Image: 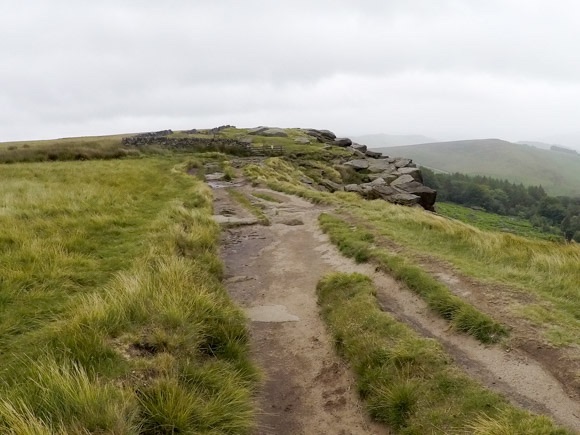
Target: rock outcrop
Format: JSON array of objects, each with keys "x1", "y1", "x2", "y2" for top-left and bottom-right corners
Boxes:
[
  {"x1": 124, "y1": 126, "x2": 436, "y2": 211},
  {"x1": 300, "y1": 131, "x2": 437, "y2": 211},
  {"x1": 248, "y1": 127, "x2": 288, "y2": 137},
  {"x1": 337, "y1": 151, "x2": 436, "y2": 210}
]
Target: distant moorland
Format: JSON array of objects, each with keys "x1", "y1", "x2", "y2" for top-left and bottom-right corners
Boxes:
[{"x1": 371, "y1": 138, "x2": 580, "y2": 197}]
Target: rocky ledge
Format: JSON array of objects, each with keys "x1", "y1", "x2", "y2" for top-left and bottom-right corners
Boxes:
[{"x1": 302, "y1": 129, "x2": 437, "y2": 211}]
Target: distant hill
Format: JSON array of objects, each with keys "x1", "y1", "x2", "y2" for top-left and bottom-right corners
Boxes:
[
  {"x1": 550, "y1": 145, "x2": 579, "y2": 156},
  {"x1": 539, "y1": 133, "x2": 580, "y2": 152},
  {"x1": 517, "y1": 140, "x2": 553, "y2": 150},
  {"x1": 374, "y1": 139, "x2": 580, "y2": 197},
  {"x1": 351, "y1": 133, "x2": 436, "y2": 148}
]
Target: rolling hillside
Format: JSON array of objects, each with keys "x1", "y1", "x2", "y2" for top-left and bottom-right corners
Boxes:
[
  {"x1": 350, "y1": 133, "x2": 436, "y2": 147},
  {"x1": 372, "y1": 139, "x2": 580, "y2": 197}
]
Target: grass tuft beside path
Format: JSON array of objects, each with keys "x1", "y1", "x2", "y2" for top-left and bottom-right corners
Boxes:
[
  {"x1": 318, "y1": 213, "x2": 507, "y2": 344},
  {"x1": 317, "y1": 272, "x2": 569, "y2": 434}
]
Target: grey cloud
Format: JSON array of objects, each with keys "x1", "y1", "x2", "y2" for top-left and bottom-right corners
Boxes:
[{"x1": 2, "y1": 0, "x2": 580, "y2": 148}]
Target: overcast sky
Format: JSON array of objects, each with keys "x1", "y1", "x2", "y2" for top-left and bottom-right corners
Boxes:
[{"x1": 3, "y1": 0, "x2": 580, "y2": 148}]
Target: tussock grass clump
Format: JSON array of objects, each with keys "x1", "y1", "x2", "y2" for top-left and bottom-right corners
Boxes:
[
  {"x1": 244, "y1": 158, "x2": 334, "y2": 204},
  {"x1": 222, "y1": 160, "x2": 236, "y2": 181},
  {"x1": 317, "y1": 273, "x2": 569, "y2": 433},
  {"x1": 227, "y1": 189, "x2": 270, "y2": 225},
  {"x1": 319, "y1": 214, "x2": 507, "y2": 343},
  {"x1": 0, "y1": 158, "x2": 258, "y2": 433}
]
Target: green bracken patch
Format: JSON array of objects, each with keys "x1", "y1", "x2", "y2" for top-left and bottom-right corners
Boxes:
[{"x1": 317, "y1": 272, "x2": 569, "y2": 434}]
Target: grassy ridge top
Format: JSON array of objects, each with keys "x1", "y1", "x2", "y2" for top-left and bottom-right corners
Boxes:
[{"x1": 373, "y1": 139, "x2": 580, "y2": 197}]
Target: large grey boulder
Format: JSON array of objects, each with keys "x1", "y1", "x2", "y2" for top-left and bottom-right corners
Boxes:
[
  {"x1": 390, "y1": 174, "x2": 416, "y2": 186},
  {"x1": 261, "y1": 128, "x2": 288, "y2": 137},
  {"x1": 320, "y1": 179, "x2": 343, "y2": 192},
  {"x1": 394, "y1": 158, "x2": 413, "y2": 168},
  {"x1": 365, "y1": 150, "x2": 382, "y2": 158},
  {"x1": 351, "y1": 143, "x2": 368, "y2": 153},
  {"x1": 344, "y1": 184, "x2": 363, "y2": 193},
  {"x1": 368, "y1": 173, "x2": 398, "y2": 184},
  {"x1": 332, "y1": 138, "x2": 353, "y2": 147},
  {"x1": 318, "y1": 129, "x2": 336, "y2": 139},
  {"x1": 359, "y1": 184, "x2": 380, "y2": 199},
  {"x1": 367, "y1": 160, "x2": 397, "y2": 174},
  {"x1": 390, "y1": 193, "x2": 421, "y2": 206},
  {"x1": 247, "y1": 126, "x2": 269, "y2": 135},
  {"x1": 302, "y1": 129, "x2": 337, "y2": 143},
  {"x1": 294, "y1": 136, "x2": 311, "y2": 144},
  {"x1": 248, "y1": 127, "x2": 288, "y2": 137},
  {"x1": 394, "y1": 181, "x2": 437, "y2": 211},
  {"x1": 372, "y1": 185, "x2": 398, "y2": 199},
  {"x1": 369, "y1": 177, "x2": 387, "y2": 186},
  {"x1": 395, "y1": 167, "x2": 423, "y2": 182},
  {"x1": 344, "y1": 159, "x2": 369, "y2": 170}
]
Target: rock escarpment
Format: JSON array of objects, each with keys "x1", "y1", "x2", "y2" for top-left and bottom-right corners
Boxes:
[
  {"x1": 122, "y1": 126, "x2": 436, "y2": 211},
  {"x1": 341, "y1": 153, "x2": 436, "y2": 211},
  {"x1": 302, "y1": 129, "x2": 437, "y2": 211}
]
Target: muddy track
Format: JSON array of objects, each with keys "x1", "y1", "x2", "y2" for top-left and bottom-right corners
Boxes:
[{"x1": 214, "y1": 184, "x2": 580, "y2": 433}]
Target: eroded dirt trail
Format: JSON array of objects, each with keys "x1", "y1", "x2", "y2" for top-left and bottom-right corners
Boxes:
[
  {"x1": 215, "y1": 185, "x2": 580, "y2": 433},
  {"x1": 218, "y1": 187, "x2": 388, "y2": 435}
]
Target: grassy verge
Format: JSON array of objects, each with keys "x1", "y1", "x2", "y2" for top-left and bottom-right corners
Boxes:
[
  {"x1": 317, "y1": 273, "x2": 569, "y2": 434},
  {"x1": 244, "y1": 158, "x2": 336, "y2": 204},
  {"x1": 0, "y1": 158, "x2": 257, "y2": 433},
  {"x1": 252, "y1": 192, "x2": 283, "y2": 203},
  {"x1": 318, "y1": 214, "x2": 507, "y2": 344},
  {"x1": 227, "y1": 189, "x2": 270, "y2": 225},
  {"x1": 345, "y1": 199, "x2": 580, "y2": 347}
]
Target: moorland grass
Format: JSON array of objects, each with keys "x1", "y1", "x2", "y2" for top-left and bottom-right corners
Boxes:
[
  {"x1": 0, "y1": 135, "x2": 138, "y2": 163},
  {"x1": 244, "y1": 158, "x2": 334, "y2": 204},
  {"x1": 0, "y1": 157, "x2": 257, "y2": 433},
  {"x1": 318, "y1": 214, "x2": 507, "y2": 344},
  {"x1": 317, "y1": 272, "x2": 569, "y2": 434},
  {"x1": 346, "y1": 199, "x2": 580, "y2": 346}
]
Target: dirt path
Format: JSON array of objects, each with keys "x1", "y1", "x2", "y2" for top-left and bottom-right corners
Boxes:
[
  {"x1": 217, "y1": 186, "x2": 388, "y2": 435},
  {"x1": 215, "y1": 184, "x2": 580, "y2": 433}
]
